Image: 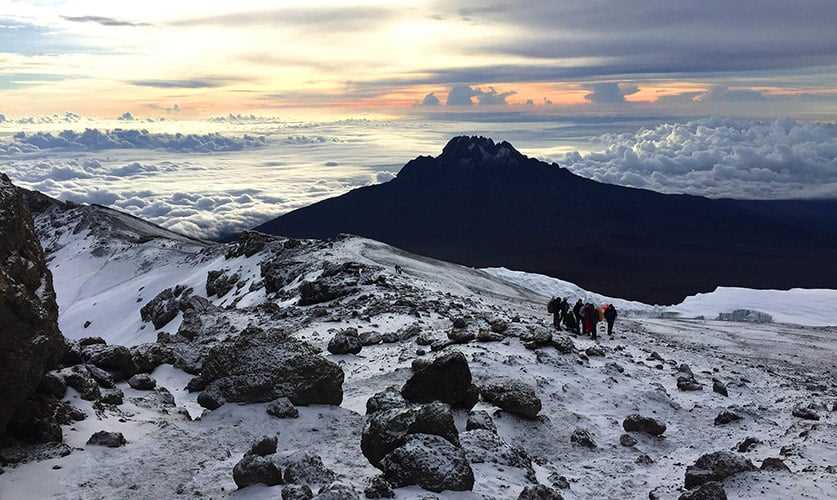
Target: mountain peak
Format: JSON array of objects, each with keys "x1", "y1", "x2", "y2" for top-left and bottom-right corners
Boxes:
[{"x1": 439, "y1": 135, "x2": 522, "y2": 163}]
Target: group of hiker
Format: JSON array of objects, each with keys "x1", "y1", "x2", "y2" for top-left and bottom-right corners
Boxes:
[{"x1": 547, "y1": 296, "x2": 617, "y2": 340}]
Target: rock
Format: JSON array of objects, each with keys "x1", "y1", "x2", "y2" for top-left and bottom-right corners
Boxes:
[
  {"x1": 139, "y1": 288, "x2": 180, "y2": 329},
  {"x1": 379, "y1": 433, "x2": 474, "y2": 492},
  {"x1": 206, "y1": 270, "x2": 240, "y2": 298},
  {"x1": 361, "y1": 402, "x2": 460, "y2": 468},
  {"x1": 521, "y1": 327, "x2": 552, "y2": 349},
  {"x1": 684, "y1": 451, "x2": 756, "y2": 489},
  {"x1": 714, "y1": 410, "x2": 742, "y2": 426},
  {"x1": 489, "y1": 318, "x2": 508, "y2": 334},
  {"x1": 283, "y1": 484, "x2": 314, "y2": 500},
  {"x1": 359, "y1": 331, "x2": 383, "y2": 346},
  {"x1": 226, "y1": 231, "x2": 268, "y2": 258},
  {"x1": 451, "y1": 317, "x2": 468, "y2": 329},
  {"x1": 364, "y1": 476, "x2": 394, "y2": 498},
  {"x1": 736, "y1": 437, "x2": 761, "y2": 452},
  {"x1": 712, "y1": 379, "x2": 728, "y2": 397},
  {"x1": 518, "y1": 485, "x2": 564, "y2": 500},
  {"x1": 677, "y1": 375, "x2": 703, "y2": 392},
  {"x1": 127, "y1": 373, "x2": 157, "y2": 390},
  {"x1": 460, "y1": 429, "x2": 533, "y2": 477},
  {"x1": 197, "y1": 327, "x2": 344, "y2": 409},
  {"x1": 570, "y1": 429, "x2": 597, "y2": 449},
  {"x1": 620, "y1": 433, "x2": 638, "y2": 447},
  {"x1": 636, "y1": 454, "x2": 655, "y2": 465},
  {"x1": 298, "y1": 279, "x2": 356, "y2": 306},
  {"x1": 130, "y1": 343, "x2": 176, "y2": 373},
  {"x1": 366, "y1": 386, "x2": 407, "y2": 415},
  {"x1": 99, "y1": 388, "x2": 124, "y2": 405},
  {"x1": 465, "y1": 410, "x2": 497, "y2": 433},
  {"x1": 328, "y1": 328, "x2": 363, "y2": 355},
  {"x1": 38, "y1": 372, "x2": 67, "y2": 399},
  {"x1": 401, "y1": 351, "x2": 479, "y2": 409},
  {"x1": 678, "y1": 482, "x2": 727, "y2": 500},
  {"x1": 791, "y1": 404, "x2": 820, "y2": 421},
  {"x1": 623, "y1": 414, "x2": 667, "y2": 436},
  {"x1": 267, "y1": 398, "x2": 299, "y2": 419},
  {"x1": 447, "y1": 328, "x2": 475, "y2": 344},
  {"x1": 0, "y1": 174, "x2": 66, "y2": 436},
  {"x1": 81, "y1": 344, "x2": 136, "y2": 380},
  {"x1": 57, "y1": 365, "x2": 100, "y2": 401},
  {"x1": 760, "y1": 457, "x2": 791, "y2": 472},
  {"x1": 280, "y1": 451, "x2": 336, "y2": 485},
  {"x1": 87, "y1": 431, "x2": 126, "y2": 447},
  {"x1": 314, "y1": 482, "x2": 360, "y2": 499},
  {"x1": 247, "y1": 435, "x2": 279, "y2": 457},
  {"x1": 585, "y1": 345, "x2": 605, "y2": 357},
  {"x1": 479, "y1": 378, "x2": 541, "y2": 419},
  {"x1": 476, "y1": 329, "x2": 504, "y2": 342},
  {"x1": 551, "y1": 335, "x2": 575, "y2": 354},
  {"x1": 86, "y1": 364, "x2": 115, "y2": 388},
  {"x1": 233, "y1": 455, "x2": 283, "y2": 489},
  {"x1": 78, "y1": 336, "x2": 106, "y2": 347}
]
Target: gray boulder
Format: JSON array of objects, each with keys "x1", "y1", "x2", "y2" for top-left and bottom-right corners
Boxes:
[
  {"x1": 139, "y1": 288, "x2": 180, "y2": 329},
  {"x1": 570, "y1": 428, "x2": 597, "y2": 449},
  {"x1": 361, "y1": 401, "x2": 459, "y2": 468},
  {"x1": 518, "y1": 485, "x2": 564, "y2": 500},
  {"x1": 465, "y1": 410, "x2": 497, "y2": 433},
  {"x1": 283, "y1": 484, "x2": 314, "y2": 500},
  {"x1": 233, "y1": 455, "x2": 283, "y2": 489},
  {"x1": 328, "y1": 328, "x2": 363, "y2": 355},
  {"x1": 87, "y1": 430, "x2": 126, "y2": 447},
  {"x1": 196, "y1": 327, "x2": 344, "y2": 409},
  {"x1": 280, "y1": 451, "x2": 336, "y2": 485},
  {"x1": 366, "y1": 386, "x2": 407, "y2": 415},
  {"x1": 480, "y1": 378, "x2": 542, "y2": 419},
  {"x1": 684, "y1": 451, "x2": 756, "y2": 489},
  {"x1": 623, "y1": 414, "x2": 667, "y2": 436},
  {"x1": 127, "y1": 373, "x2": 157, "y2": 390},
  {"x1": 379, "y1": 434, "x2": 474, "y2": 492},
  {"x1": 678, "y1": 482, "x2": 727, "y2": 500},
  {"x1": 401, "y1": 351, "x2": 479, "y2": 409},
  {"x1": 267, "y1": 397, "x2": 299, "y2": 419}
]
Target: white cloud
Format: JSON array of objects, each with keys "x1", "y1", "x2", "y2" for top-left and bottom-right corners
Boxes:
[
  {"x1": 8, "y1": 128, "x2": 266, "y2": 152},
  {"x1": 560, "y1": 118, "x2": 837, "y2": 198}
]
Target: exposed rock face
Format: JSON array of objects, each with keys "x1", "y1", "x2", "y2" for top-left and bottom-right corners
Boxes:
[
  {"x1": 139, "y1": 287, "x2": 182, "y2": 329},
  {"x1": 361, "y1": 397, "x2": 460, "y2": 468},
  {"x1": 298, "y1": 279, "x2": 357, "y2": 306},
  {"x1": 0, "y1": 174, "x2": 66, "y2": 437},
  {"x1": 378, "y1": 433, "x2": 474, "y2": 492},
  {"x1": 479, "y1": 378, "x2": 542, "y2": 419},
  {"x1": 206, "y1": 270, "x2": 240, "y2": 298},
  {"x1": 401, "y1": 351, "x2": 479, "y2": 409},
  {"x1": 195, "y1": 326, "x2": 344, "y2": 408},
  {"x1": 684, "y1": 451, "x2": 756, "y2": 489}
]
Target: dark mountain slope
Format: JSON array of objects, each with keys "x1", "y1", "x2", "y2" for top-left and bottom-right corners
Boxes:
[{"x1": 255, "y1": 137, "x2": 837, "y2": 304}]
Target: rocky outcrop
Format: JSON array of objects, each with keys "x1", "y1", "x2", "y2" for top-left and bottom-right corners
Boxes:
[
  {"x1": 401, "y1": 351, "x2": 479, "y2": 409},
  {"x1": 327, "y1": 327, "x2": 363, "y2": 355},
  {"x1": 623, "y1": 415, "x2": 667, "y2": 436},
  {"x1": 194, "y1": 326, "x2": 344, "y2": 409},
  {"x1": 0, "y1": 174, "x2": 66, "y2": 438}
]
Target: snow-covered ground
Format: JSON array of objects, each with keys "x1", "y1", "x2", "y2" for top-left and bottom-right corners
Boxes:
[
  {"x1": 485, "y1": 267, "x2": 837, "y2": 327},
  {"x1": 1, "y1": 203, "x2": 836, "y2": 499}
]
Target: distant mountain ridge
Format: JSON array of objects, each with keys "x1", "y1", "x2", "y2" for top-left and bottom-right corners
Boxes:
[{"x1": 255, "y1": 136, "x2": 837, "y2": 304}]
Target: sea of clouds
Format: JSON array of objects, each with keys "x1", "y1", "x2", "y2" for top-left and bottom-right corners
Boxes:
[
  {"x1": 2, "y1": 116, "x2": 836, "y2": 238},
  {"x1": 559, "y1": 118, "x2": 837, "y2": 199}
]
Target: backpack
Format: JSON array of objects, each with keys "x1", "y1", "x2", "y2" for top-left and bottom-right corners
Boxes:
[{"x1": 547, "y1": 298, "x2": 557, "y2": 313}]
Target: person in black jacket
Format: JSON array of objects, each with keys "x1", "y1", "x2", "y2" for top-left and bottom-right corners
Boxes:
[
  {"x1": 548, "y1": 297, "x2": 563, "y2": 331},
  {"x1": 604, "y1": 304, "x2": 618, "y2": 336},
  {"x1": 572, "y1": 299, "x2": 583, "y2": 327}
]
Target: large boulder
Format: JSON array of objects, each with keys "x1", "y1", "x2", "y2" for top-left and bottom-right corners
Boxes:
[
  {"x1": 279, "y1": 451, "x2": 336, "y2": 485},
  {"x1": 233, "y1": 455, "x2": 283, "y2": 488},
  {"x1": 87, "y1": 430, "x2": 127, "y2": 447},
  {"x1": 298, "y1": 279, "x2": 357, "y2": 306},
  {"x1": 623, "y1": 414, "x2": 667, "y2": 436},
  {"x1": 518, "y1": 485, "x2": 564, "y2": 500},
  {"x1": 366, "y1": 386, "x2": 407, "y2": 415},
  {"x1": 196, "y1": 326, "x2": 344, "y2": 408},
  {"x1": 361, "y1": 401, "x2": 459, "y2": 467},
  {"x1": 0, "y1": 174, "x2": 66, "y2": 436},
  {"x1": 327, "y1": 328, "x2": 363, "y2": 355},
  {"x1": 379, "y1": 434, "x2": 474, "y2": 492},
  {"x1": 480, "y1": 378, "x2": 542, "y2": 419},
  {"x1": 401, "y1": 351, "x2": 479, "y2": 409},
  {"x1": 684, "y1": 451, "x2": 756, "y2": 489},
  {"x1": 81, "y1": 343, "x2": 137, "y2": 380}
]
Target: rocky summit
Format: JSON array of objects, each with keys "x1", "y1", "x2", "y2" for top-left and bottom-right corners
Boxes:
[{"x1": 0, "y1": 178, "x2": 835, "y2": 500}]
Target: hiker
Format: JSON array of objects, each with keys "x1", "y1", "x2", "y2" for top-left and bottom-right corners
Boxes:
[
  {"x1": 547, "y1": 297, "x2": 563, "y2": 331},
  {"x1": 581, "y1": 303, "x2": 599, "y2": 338},
  {"x1": 563, "y1": 306, "x2": 579, "y2": 333},
  {"x1": 573, "y1": 299, "x2": 583, "y2": 328},
  {"x1": 394, "y1": 264, "x2": 403, "y2": 275},
  {"x1": 604, "y1": 304, "x2": 617, "y2": 336}
]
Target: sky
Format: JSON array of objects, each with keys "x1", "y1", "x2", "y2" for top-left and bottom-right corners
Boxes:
[
  {"x1": 3, "y1": 0, "x2": 837, "y2": 120},
  {"x1": 2, "y1": 1, "x2": 837, "y2": 239}
]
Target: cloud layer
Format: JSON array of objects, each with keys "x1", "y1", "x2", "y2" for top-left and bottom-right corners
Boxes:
[
  {"x1": 560, "y1": 118, "x2": 837, "y2": 199},
  {"x1": 11, "y1": 129, "x2": 266, "y2": 152}
]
